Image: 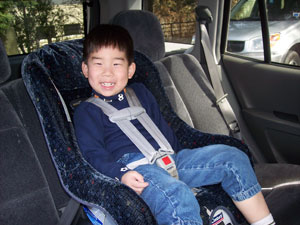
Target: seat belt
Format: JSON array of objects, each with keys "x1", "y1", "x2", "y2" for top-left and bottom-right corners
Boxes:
[
  {"x1": 195, "y1": 6, "x2": 241, "y2": 139},
  {"x1": 86, "y1": 88, "x2": 179, "y2": 179}
]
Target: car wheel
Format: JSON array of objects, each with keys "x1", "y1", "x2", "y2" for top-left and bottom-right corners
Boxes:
[{"x1": 284, "y1": 50, "x2": 300, "y2": 66}]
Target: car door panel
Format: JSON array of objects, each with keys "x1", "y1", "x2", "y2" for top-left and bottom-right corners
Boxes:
[{"x1": 222, "y1": 54, "x2": 300, "y2": 164}]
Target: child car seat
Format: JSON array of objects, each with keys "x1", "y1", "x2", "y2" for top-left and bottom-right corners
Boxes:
[{"x1": 22, "y1": 38, "x2": 251, "y2": 224}]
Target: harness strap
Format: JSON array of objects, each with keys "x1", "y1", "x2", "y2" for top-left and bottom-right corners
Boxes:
[
  {"x1": 86, "y1": 87, "x2": 178, "y2": 178},
  {"x1": 125, "y1": 88, "x2": 174, "y2": 157},
  {"x1": 87, "y1": 97, "x2": 159, "y2": 161}
]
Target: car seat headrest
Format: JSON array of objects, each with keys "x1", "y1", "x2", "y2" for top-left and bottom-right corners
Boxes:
[
  {"x1": 0, "y1": 39, "x2": 11, "y2": 84},
  {"x1": 111, "y1": 10, "x2": 165, "y2": 62}
]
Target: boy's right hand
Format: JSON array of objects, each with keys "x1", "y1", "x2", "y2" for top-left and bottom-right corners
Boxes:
[{"x1": 121, "y1": 171, "x2": 149, "y2": 195}]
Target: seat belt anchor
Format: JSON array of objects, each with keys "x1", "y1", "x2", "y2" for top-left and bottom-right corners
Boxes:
[{"x1": 229, "y1": 121, "x2": 240, "y2": 133}]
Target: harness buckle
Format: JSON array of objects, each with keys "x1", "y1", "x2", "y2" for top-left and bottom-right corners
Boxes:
[{"x1": 155, "y1": 153, "x2": 179, "y2": 179}]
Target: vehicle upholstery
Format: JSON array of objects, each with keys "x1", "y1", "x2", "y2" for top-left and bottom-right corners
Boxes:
[
  {"x1": 1, "y1": 1, "x2": 300, "y2": 224},
  {"x1": 111, "y1": 10, "x2": 230, "y2": 135},
  {"x1": 0, "y1": 39, "x2": 91, "y2": 225}
]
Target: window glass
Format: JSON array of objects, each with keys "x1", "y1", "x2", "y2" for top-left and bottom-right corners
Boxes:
[
  {"x1": 0, "y1": 0, "x2": 84, "y2": 56},
  {"x1": 227, "y1": 0, "x2": 300, "y2": 67},
  {"x1": 148, "y1": 0, "x2": 197, "y2": 53},
  {"x1": 266, "y1": 0, "x2": 300, "y2": 66},
  {"x1": 227, "y1": 0, "x2": 264, "y2": 61}
]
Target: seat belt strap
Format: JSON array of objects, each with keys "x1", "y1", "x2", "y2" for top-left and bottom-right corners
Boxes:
[{"x1": 196, "y1": 6, "x2": 241, "y2": 139}]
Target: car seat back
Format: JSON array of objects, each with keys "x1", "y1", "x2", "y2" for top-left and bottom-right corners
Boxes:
[{"x1": 111, "y1": 10, "x2": 230, "y2": 135}]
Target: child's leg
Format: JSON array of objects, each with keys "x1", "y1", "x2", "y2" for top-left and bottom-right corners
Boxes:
[
  {"x1": 233, "y1": 192, "x2": 274, "y2": 225},
  {"x1": 118, "y1": 152, "x2": 202, "y2": 225},
  {"x1": 175, "y1": 144, "x2": 274, "y2": 225},
  {"x1": 136, "y1": 164, "x2": 202, "y2": 225}
]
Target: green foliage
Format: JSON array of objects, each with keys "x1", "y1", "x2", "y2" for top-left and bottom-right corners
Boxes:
[
  {"x1": 0, "y1": 1, "x2": 14, "y2": 41},
  {"x1": 1, "y1": 0, "x2": 83, "y2": 54},
  {"x1": 7, "y1": 0, "x2": 67, "y2": 54}
]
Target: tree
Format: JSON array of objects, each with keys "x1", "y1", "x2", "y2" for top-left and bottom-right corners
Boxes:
[
  {"x1": 8, "y1": 0, "x2": 66, "y2": 54},
  {"x1": 0, "y1": 1, "x2": 14, "y2": 42},
  {"x1": 1, "y1": 0, "x2": 83, "y2": 54}
]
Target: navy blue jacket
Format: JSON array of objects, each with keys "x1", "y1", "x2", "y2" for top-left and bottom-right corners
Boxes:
[{"x1": 74, "y1": 83, "x2": 181, "y2": 180}]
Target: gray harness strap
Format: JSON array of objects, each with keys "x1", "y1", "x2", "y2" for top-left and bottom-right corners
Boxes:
[
  {"x1": 125, "y1": 88, "x2": 174, "y2": 157},
  {"x1": 86, "y1": 88, "x2": 178, "y2": 178}
]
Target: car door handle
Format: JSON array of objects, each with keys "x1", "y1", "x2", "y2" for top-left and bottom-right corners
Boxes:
[{"x1": 273, "y1": 111, "x2": 299, "y2": 123}]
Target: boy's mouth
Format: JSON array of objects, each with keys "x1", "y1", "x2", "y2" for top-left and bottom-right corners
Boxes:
[{"x1": 101, "y1": 82, "x2": 115, "y2": 87}]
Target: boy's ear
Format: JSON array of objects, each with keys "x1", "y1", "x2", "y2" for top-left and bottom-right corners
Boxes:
[
  {"x1": 128, "y1": 62, "x2": 136, "y2": 79},
  {"x1": 82, "y1": 62, "x2": 89, "y2": 78}
]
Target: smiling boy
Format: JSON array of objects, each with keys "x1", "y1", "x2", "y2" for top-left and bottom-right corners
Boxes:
[
  {"x1": 74, "y1": 24, "x2": 275, "y2": 225},
  {"x1": 80, "y1": 27, "x2": 150, "y2": 194}
]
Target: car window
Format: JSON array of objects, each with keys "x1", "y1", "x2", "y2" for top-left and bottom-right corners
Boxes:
[
  {"x1": 227, "y1": 0, "x2": 300, "y2": 67},
  {"x1": 0, "y1": 0, "x2": 84, "y2": 56},
  {"x1": 146, "y1": 0, "x2": 197, "y2": 54}
]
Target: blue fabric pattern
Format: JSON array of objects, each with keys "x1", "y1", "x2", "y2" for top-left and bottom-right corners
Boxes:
[{"x1": 21, "y1": 39, "x2": 250, "y2": 225}]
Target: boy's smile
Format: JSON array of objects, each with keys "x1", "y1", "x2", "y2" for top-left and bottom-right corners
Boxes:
[{"x1": 82, "y1": 46, "x2": 136, "y2": 97}]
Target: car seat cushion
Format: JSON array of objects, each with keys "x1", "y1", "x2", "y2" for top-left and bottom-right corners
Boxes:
[
  {"x1": 22, "y1": 39, "x2": 250, "y2": 225},
  {"x1": 0, "y1": 90, "x2": 59, "y2": 225}
]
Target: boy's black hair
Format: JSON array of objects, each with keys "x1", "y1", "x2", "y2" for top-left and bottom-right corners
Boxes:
[{"x1": 83, "y1": 24, "x2": 134, "y2": 64}]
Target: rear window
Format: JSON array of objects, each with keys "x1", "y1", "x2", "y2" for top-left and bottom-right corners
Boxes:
[
  {"x1": 147, "y1": 0, "x2": 197, "y2": 53},
  {"x1": 0, "y1": 0, "x2": 84, "y2": 56}
]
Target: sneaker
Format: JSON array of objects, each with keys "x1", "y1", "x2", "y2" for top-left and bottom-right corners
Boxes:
[{"x1": 209, "y1": 206, "x2": 240, "y2": 225}]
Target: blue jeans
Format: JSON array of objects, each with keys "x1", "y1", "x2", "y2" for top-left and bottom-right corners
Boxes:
[{"x1": 117, "y1": 144, "x2": 261, "y2": 225}]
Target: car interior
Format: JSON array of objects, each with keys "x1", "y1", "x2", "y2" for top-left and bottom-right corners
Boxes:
[{"x1": 1, "y1": 0, "x2": 300, "y2": 225}]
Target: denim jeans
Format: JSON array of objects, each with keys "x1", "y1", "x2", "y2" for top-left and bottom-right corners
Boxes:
[{"x1": 117, "y1": 144, "x2": 261, "y2": 225}]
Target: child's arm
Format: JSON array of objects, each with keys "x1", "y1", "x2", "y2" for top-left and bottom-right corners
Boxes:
[
  {"x1": 121, "y1": 171, "x2": 149, "y2": 195},
  {"x1": 74, "y1": 102, "x2": 130, "y2": 180}
]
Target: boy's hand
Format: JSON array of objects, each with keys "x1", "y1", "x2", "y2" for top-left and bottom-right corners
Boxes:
[{"x1": 121, "y1": 171, "x2": 149, "y2": 195}]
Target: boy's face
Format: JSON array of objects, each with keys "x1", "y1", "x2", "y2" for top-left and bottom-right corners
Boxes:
[{"x1": 82, "y1": 46, "x2": 136, "y2": 97}]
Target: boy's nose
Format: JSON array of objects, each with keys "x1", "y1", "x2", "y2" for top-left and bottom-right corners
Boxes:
[{"x1": 102, "y1": 66, "x2": 113, "y2": 76}]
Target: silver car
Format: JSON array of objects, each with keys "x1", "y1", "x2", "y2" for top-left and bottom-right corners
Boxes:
[{"x1": 227, "y1": 0, "x2": 300, "y2": 65}]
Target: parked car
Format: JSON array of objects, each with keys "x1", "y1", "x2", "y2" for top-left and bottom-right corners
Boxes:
[{"x1": 227, "y1": 0, "x2": 300, "y2": 65}]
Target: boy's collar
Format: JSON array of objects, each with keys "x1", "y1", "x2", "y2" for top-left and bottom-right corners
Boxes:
[{"x1": 92, "y1": 88, "x2": 127, "y2": 102}]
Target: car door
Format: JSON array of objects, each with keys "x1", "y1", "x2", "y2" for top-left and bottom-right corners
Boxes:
[{"x1": 221, "y1": 0, "x2": 300, "y2": 164}]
